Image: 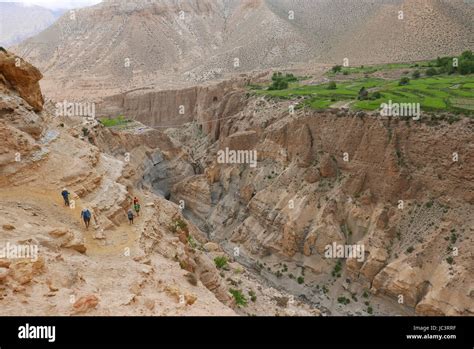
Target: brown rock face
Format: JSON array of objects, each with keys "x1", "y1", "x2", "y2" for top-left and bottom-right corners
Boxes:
[
  {"x1": 0, "y1": 49, "x2": 44, "y2": 111},
  {"x1": 319, "y1": 154, "x2": 337, "y2": 178},
  {"x1": 163, "y1": 90, "x2": 474, "y2": 315},
  {"x1": 72, "y1": 295, "x2": 100, "y2": 314}
]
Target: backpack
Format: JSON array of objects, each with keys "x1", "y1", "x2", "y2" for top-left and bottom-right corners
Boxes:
[
  {"x1": 83, "y1": 210, "x2": 91, "y2": 219},
  {"x1": 128, "y1": 211, "x2": 133, "y2": 219}
]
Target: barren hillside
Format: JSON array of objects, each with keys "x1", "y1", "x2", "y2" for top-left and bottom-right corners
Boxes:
[
  {"x1": 11, "y1": 0, "x2": 474, "y2": 99},
  {"x1": 0, "y1": 3, "x2": 63, "y2": 47}
]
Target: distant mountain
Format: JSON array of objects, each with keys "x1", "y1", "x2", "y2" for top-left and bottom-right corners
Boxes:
[
  {"x1": 0, "y1": 2, "x2": 66, "y2": 47},
  {"x1": 11, "y1": 0, "x2": 474, "y2": 98}
]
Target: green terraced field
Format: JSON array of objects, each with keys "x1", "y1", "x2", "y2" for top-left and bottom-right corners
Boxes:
[
  {"x1": 325, "y1": 60, "x2": 436, "y2": 77},
  {"x1": 252, "y1": 74, "x2": 474, "y2": 114}
]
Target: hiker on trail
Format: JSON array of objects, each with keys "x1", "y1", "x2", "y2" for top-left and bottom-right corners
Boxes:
[
  {"x1": 127, "y1": 209, "x2": 134, "y2": 225},
  {"x1": 134, "y1": 202, "x2": 140, "y2": 217},
  {"x1": 81, "y1": 208, "x2": 92, "y2": 229},
  {"x1": 61, "y1": 188, "x2": 70, "y2": 207},
  {"x1": 133, "y1": 197, "x2": 139, "y2": 206}
]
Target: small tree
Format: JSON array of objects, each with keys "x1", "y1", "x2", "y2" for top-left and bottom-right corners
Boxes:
[
  {"x1": 399, "y1": 77, "x2": 410, "y2": 86},
  {"x1": 460, "y1": 50, "x2": 473, "y2": 60},
  {"x1": 358, "y1": 87, "x2": 369, "y2": 100},
  {"x1": 327, "y1": 81, "x2": 337, "y2": 90},
  {"x1": 332, "y1": 65, "x2": 343, "y2": 73},
  {"x1": 412, "y1": 70, "x2": 421, "y2": 79},
  {"x1": 459, "y1": 60, "x2": 474, "y2": 75},
  {"x1": 426, "y1": 68, "x2": 438, "y2": 77},
  {"x1": 268, "y1": 72, "x2": 289, "y2": 90}
]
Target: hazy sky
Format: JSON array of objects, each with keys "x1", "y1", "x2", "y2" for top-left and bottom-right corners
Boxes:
[{"x1": 0, "y1": 0, "x2": 102, "y2": 10}]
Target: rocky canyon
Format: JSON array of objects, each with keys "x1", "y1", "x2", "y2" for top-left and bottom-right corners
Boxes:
[{"x1": 1, "y1": 0, "x2": 473, "y2": 322}]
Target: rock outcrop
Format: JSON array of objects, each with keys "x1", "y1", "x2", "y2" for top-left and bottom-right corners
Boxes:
[
  {"x1": 161, "y1": 92, "x2": 474, "y2": 316},
  {"x1": 0, "y1": 49, "x2": 44, "y2": 111}
]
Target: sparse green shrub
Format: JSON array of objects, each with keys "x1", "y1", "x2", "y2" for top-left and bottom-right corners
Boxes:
[
  {"x1": 332, "y1": 260, "x2": 343, "y2": 277},
  {"x1": 214, "y1": 256, "x2": 228, "y2": 269},
  {"x1": 229, "y1": 289, "x2": 248, "y2": 307},
  {"x1": 406, "y1": 246, "x2": 414, "y2": 253},
  {"x1": 450, "y1": 233, "x2": 457, "y2": 244},
  {"x1": 327, "y1": 81, "x2": 337, "y2": 90},
  {"x1": 169, "y1": 218, "x2": 188, "y2": 233},
  {"x1": 337, "y1": 296, "x2": 350, "y2": 305},
  {"x1": 248, "y1": 290, "x2": 257, "y2": 302},
  {"x1": 367, "y1": 306, "x2": 373, "y2": 314},
  {"x1": 412, "y1": 70, "x2": 421, "y2": 79},
  {"x1": 446, "y1": 256, "x2": 454, "y2": 265},
  {"x1": 297, "y1": 276, "x2": 304, "y2": 284},
  {"x1": 187, "y1": 235, "x2": 197, "y2": 248}
]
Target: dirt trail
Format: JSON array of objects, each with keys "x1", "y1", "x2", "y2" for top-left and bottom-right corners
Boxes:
[{"x1": 0, "y1": 186, "x2": 146, "y2": 258}]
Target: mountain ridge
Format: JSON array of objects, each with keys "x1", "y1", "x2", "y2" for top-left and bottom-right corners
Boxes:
[{"x1": 12, "y1": 0, "x2": 473, "y2": 99}]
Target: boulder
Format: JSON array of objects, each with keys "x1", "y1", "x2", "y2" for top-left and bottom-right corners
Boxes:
[
  {"x1": 203, "y1": 242, "x2": 220, "y2": 252},
  {"x1": 0, "y1": 50, "x2": 44, "y2": 111}
]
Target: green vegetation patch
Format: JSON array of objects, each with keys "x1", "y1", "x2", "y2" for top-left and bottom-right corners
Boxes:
[
  {"x1": 229, "y1": 289, "x2": 248, "y2": 307},
  {"x1": 99, "y1": 115, "x2": 130, "y2": 127},
  {"x1": 251, "y1": 72, "x2": 474, "y2": 114},
  {"x1": 214, "y1": 256, "x2": 228, "y2": 269}
]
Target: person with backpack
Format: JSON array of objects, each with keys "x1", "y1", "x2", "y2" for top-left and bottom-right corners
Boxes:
[
  {"x1": 61, "y1": 188, "x2": 70, "y2": 207},
  {"x1": 134, "y1": 202, "x2": 140, "y2": 217},
  {"x1": 81, "y1": 208, "x2": 92, "y2": 229},
  {"x1": 127, "y1": 209, "x2": 134, "y2": 225}
]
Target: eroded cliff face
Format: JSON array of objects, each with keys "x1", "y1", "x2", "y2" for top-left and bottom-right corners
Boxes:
[
  {"x1": 1, "y1": 51, "x2": 320, "y2": 316},
  {"x1": 96, "y1": 77, "x2": 251, "y2": 131},
  {"x1": 141, "y1": 89, "x2": 474, "y2": 316}
]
